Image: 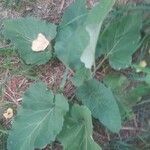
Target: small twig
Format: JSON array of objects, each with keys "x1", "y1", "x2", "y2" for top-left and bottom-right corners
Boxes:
[
  {"x1": 60, "y1": 68, "x2": 69, "y2": 90},
  {"x1": 135, "y1": 100, "x2": 150, "y2": 106},
  {"x1": 5, "y1": 84, "x2": 17, "y2": 100},
  {"x1": 133, "y1": 115, "x2": 138, "y2": 128},
  {"x1": 18, "y1": 78, "x2": 27, "y2": 88},
  {"x1": 121, "y1": 127, "x2": 146, "y2": 132},
  {"x1": 93, "y1": 55, "x2": 107, "y2": 77},
  {"x1": 4, "y1": 91, "x2": 18, "y2": 106},
  {"x1": 0, "y1": 44, "x2": 12, "y2": 49},
  {"x1": 137, "y1": 135, "x2": 148, "y2": 145},
  {"x1": 105, "y1": 129, "x2": 110, "y2": 141},
  {"x1": 59, "y1": 0, "x2": 65, "y2": 13},
  {"x1": 17, "y1": 98, "x2": 22, "y2": 102}
]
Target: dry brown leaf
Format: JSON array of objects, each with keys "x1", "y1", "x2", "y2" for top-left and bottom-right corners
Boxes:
[
  {"x1": 32, "y1": 33, "x2": 50, "y2": 52},
  {"x1": 3, "y1": 108, "x2": 14, "y2": 119}
]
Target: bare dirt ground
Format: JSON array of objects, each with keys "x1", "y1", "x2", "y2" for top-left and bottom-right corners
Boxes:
[{"x1": 0, "y1": 0, "x2": 149, "y2": 150}]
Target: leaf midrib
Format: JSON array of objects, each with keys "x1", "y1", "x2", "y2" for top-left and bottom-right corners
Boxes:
[
  {"x1": 60, "y1": 13, "x2": 88, "y2": 29},
  {"x1": 21, "y1": 107, "x2": 54, "y2": 149}
]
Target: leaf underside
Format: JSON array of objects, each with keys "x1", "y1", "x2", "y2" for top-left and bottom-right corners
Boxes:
[{"x1": 80, "y1": 0, "x2": 116, "y2": 69}]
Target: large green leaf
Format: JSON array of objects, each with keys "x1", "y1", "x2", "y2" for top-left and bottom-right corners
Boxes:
[
  {"x1": 60, "y1": 0, "x2": 88, "y2": 28},
  {"x1": 80, "y1": 0, "x2": 116, "y2": 69},
  {"x1": 55, "y1": 0, "x2": 116, "y2": 69},
  {"x1": 58, "y1": 104, "x2": 101, "y2": 150},
  {"x1": 96, "y1": 13, "x2": 142, "y2": 70},
  {"x1": 76, "y1": 79, "x2": 121, "y2": 133},
  {"x1": 55, "y1": 0, "x2": 89, "y2": 69},
  {"x1": 55, "y1": 25, "x2": 89, "y2": 69},
  {"x1": 7, "y1": 82, "x2": 69, "y2": 150},
  {"x1": 3, "y1": 17, "x2": 57, "y2": 65}
]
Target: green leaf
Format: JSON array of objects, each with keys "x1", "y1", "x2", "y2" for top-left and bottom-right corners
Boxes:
[
  {"x1": 55, "y1": 26, "x2": 89, "y2": 69},
  {"x1": 96, "y1": 13, "x2": 142, "y2": 70},
  {"x1": 81, "y1": 0, "x2": 116, "y2": 69},
  {"x1": 103, "y1": 74, "x2": 150, "y2": 120},
  {"x1": 60, "y1": 0, "x2": 88, "y2": 28},
  {"x1": 103, "y1": 74, "x2": 128, "y2": 91},
  {"x1": 55, "y1": 0, "x2": 89, "y2": 69},
  {"x1": 76, "y1": 79, "x2": 121, "y2": 133},
  {"x1": 103, "y1": 74, "x2": 132, "y2": 120},
  {"x1": 58, "y1": 104, "x2": 101, "y2": 150},
  {"x1": 3, "y1": 17, "x2": 57, "y2": 65},
  {"x1": 126, "y1": 84, "x2": 150, "y2": 104},
  {"x1": 55, "y1": 0, "x2": 116, "y2": 69},
  {"x1": 72, "y1": 65, "x2": 91, "y2": 87},
  {"x1": 7, "y1": 82, "x2": 69, "y2": 150}
]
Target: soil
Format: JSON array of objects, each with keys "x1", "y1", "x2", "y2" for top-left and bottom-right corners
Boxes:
[{"x1": 0, "y1": 0, "x2": 149, "y2": 150}]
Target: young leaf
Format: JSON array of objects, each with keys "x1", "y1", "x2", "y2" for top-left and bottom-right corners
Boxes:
[
  {"x1": 7, "y1": 82, "x2": 69, "y2": 150},
  {"x1": 96, "y1": 13, "x2": 142, "y2": 70},
  {"x1": 3, "y1": 17, "x2": 57, "y2": 65},
  {"x1": 76, "y1": 79, "x2": 121, "y2": 133},
  {"x1": 58, "y1": 104, "x2": 101, "y2": 150},
  {"x1": 80, "y1": 0, "x2": 116, "y2": 69}
]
